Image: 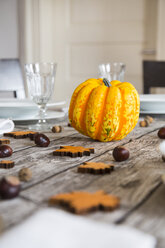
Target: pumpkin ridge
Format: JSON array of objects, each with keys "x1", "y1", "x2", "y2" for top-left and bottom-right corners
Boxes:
[
  {"x1": 114, "y1": 85, "x2": 136, "y2": 140},
  {"x1": 130, "y1": 89, "x2": 140, "y2": 130},
  {"x1": 69, "y1": 81, "x2": 96, "y2": 124},
  {"x1": 96, "y1": 87, "x2": 109, "y2": 140},
  {"x1": 99, "y1": 86, "x2": 122, "y2": 141},
  {"x1": 81, "y1": 86, "x2": 99, "y2": 136},
  {"x1": 72, "y1": 83, "x2": 99, "y2": 134},
  {"x1": 112, "y1": 87, "x2": 125, "y2": 140}
]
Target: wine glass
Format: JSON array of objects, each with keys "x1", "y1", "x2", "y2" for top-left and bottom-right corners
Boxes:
[
  {"x1": 98, "y1": 62, "x2": 126, "y2": 82},
  {"x1": 25, "y1": 62, "x2": 57, "y2": 131}
]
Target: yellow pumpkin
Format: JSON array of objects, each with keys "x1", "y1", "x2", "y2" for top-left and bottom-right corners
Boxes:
[{"x1": 69, "y1": 78, "x2": 140, "y2": 142}]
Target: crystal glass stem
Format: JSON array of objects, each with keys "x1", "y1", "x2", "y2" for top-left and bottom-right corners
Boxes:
[{"x1": 38, "y1": 104, "x2": 47, "y2": 124}]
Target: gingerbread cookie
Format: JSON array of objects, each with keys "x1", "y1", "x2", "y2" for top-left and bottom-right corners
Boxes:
[
  {"x1": 4, "y1": 131, "x2": 37, "y2": 139},
  {"x1": 0, "y1": 160, "x2": 15, "y2": 169},
  {"x1": 0, "y1": 139, "x2": 10, "y2": 145},
  {"x1": 78, "y1": 162, "x2": 114, "y2": 174},
  {"x1": 53, "y1": 146, "x2": 94, "y2": 157},
  {"x1": 49, "y1": 190, "x2": 120, "y2": 214}
]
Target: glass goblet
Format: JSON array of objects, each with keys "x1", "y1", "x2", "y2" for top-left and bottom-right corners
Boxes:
[
  {"x1": 25, "y1": 62, "x2": 57, "y2": 131},
  {"x1": 98, "y1": 62, "x2": 126, "y2": 82}
]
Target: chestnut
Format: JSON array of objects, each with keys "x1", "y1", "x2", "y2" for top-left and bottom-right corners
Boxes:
[
  {"x1": 0, "y1": 145, "x2": 13, "y2": 158},
  {"x1": 113, "y1": 146, "x2": 130, "y2": 162},
  {"x1": 34, "y1": 133, "x2": 50, "y2": 147},
  {"x1": 158, "y1": 127, "x2": 165, "y2": 139},
  {"x1": 0, "y1": 176, "x2": 21, "y2": 199}
]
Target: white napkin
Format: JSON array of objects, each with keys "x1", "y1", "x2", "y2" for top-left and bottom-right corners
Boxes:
[
  {"x1": 0, "y1": 208, "x2": 156, "y2": 248},
  {"x1": 0, "y1": 119, "x2": 14, "y2": 135}
]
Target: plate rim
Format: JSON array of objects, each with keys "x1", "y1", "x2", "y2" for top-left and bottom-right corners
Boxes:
[
  {"x1": 140, "y1": 94, "x2": 165, "y2": 102},
  {"x1": 12, "y1": 110, "x2": 66, "y2": 122}
]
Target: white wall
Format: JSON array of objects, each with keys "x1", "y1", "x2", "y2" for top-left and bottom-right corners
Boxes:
[
  {"x1": 18, "y1": 0, "x2": 164, "y2": 99},
  {"x1": 0, "y1": 0, "x2": 18, "y2": 58}
]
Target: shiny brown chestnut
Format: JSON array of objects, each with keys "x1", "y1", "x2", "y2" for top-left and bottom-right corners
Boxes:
[
  {"x1": 0, "y1": 145, "x2": 13, "y2": 158},
  {"x1": 113, "y1": 146, "x2": 130, "y2": 162},
  {"x1": 158, "y1": 127, "x2": 165, "y2": 139},
  {"x1": 34, "y1": 133, "x2": 50, "y2": 147},
  {"x1": 162, "y1": 155, "x2": 165, "y2": 162},
  {"x1": 0, "y1": 176, "x2": 21, "y2": 199}
]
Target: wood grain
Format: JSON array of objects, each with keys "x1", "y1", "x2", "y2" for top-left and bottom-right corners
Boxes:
[
  {"x1": 124, "y1": 184, "x2": 165, "y2": 248},
  {"x1": 0, "y1": 118, "x2": 165, "y2": 245},
  {"x1": 20, "y1": 130, "x2": 165, "y2": 223},
  {"x1": 0, "y1": 198, "x2": 37, "y2": 231},
  {"x1": 0, "y1": 120, "x2": 164, "y2": 191},
  {"x1": 0, "y1": 125, "x2": 77, "y2": 152}
]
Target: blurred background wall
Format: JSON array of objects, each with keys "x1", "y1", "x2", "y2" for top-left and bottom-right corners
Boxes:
[
  {"x1": 1, "y1": 0, "x2": 165, "y2": 101},
  {"x1": 0, "y1": 0, "x2": 18, "y2": 58}
]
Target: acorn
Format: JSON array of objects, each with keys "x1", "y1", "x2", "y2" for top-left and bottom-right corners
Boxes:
[
  {"x1": 144, "y1": 115, "x2": 153, "y2": 123},
  {"x1": 51, "y1": 126, "x2": 62, "y2": 133},
  {"x1": 18, "y1": 168, "x2": 32, "y2": 182},
  {"x1": 139, "y1": 120, "x2": 150, "y2": 127}
]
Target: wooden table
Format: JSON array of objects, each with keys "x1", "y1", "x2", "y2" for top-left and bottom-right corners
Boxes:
[{"x1": 0, "y1": 118, "x2": 165, "y2": 248}]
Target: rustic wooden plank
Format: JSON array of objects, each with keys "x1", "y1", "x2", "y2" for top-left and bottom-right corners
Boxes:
[
  {"x1": 123, "y1": 184, "x2": 165, "y2": 248},
  {"x1": 0, "y1": 125, "x2": 77, "y2": 152},
  {"x1": 0, "y1": 119, "x2": 164, "y2": 190},
  {"x1": 0, "y1": 197, "x2": 37, "y2": 231},
  {"x1": 0, "y1": 119, "x2": 164, "y2": 233},
  {"x1": 0, "y1": 118, "x2": 164, "y2": 152},
  {"x1": 20, "y1": 129, "x2": 165, "y2": 226}
]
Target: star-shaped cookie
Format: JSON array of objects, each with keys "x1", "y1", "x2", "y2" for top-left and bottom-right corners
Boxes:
[
  {"x1": 53, "y1": 146, "x2": 94, "y2": 157},
  {"x1": 49, "y1": 190, "x2": 120, "y2": 214},
  {"x1": 0, "y1": 160, "x2": 15, "y2": 169},
  {"x1": 78, "y1": 162, "x2": 114, "y2": 174},
  {"x1": 4, "y1": 131, "x2": 37, "y2": 139},
  {"x1": 0, "y1": 139, "x2": 10, "y2": 145}
]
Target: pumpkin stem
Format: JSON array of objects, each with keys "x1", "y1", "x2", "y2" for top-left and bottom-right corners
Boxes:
[{"x1": 103, "y1": 78, "x2": 111, "y2": 87}]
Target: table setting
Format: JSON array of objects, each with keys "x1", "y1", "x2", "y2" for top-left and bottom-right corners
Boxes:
[{"x1": 0, "y1": 61, "x2": 165, "y2": 248}]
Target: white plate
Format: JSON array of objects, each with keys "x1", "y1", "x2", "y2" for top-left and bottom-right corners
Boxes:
[
  {"x1": 140, "y1": 94, "x2": 165, "y2": 111},
  {"x1": 0, "y1": 99, "x2": 66, "y2": 119},
  {"x1": 13, "y1": 110, "x2": 65, "y2": 124},
  {"x1": 140, "y1": 110, "x2": 165, "y2": 114}
]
